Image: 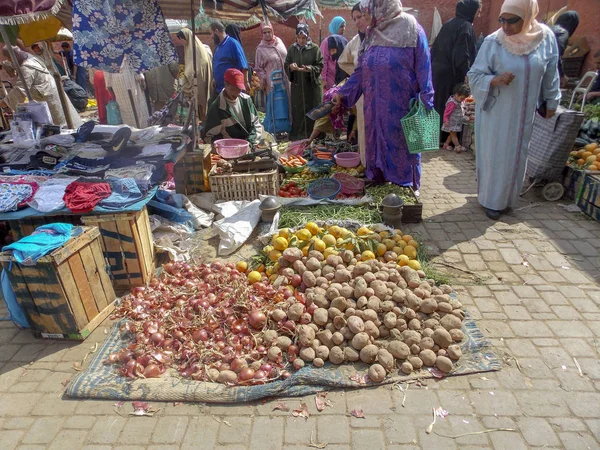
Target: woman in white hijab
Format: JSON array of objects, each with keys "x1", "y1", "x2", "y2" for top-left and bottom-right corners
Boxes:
[
  {"x1": 468, "y1": 0, "x2": 560, "y2": 220},
  {"x1": 178, "y1": 28, "x2": 213, "y2": 121}
]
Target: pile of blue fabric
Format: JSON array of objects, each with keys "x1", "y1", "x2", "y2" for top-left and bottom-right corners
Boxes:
[{"x1": 3, "y1": 223, "x2": 75, "y2": 265}]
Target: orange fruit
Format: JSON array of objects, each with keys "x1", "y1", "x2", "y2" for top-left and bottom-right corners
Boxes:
[
  {"x1": 402, "y1": 234, "x2": 414, "y2": 243},
  {"x1": 407, "y1": 239, "x2": 419, "y2": 249},
  {"x1": 236, "y1": 261, "x2": 248, "y2": 272},
  {"x1": 361, "y1": 250, "x2": 376, "y2": 261},
  {"x1": 408, "y1": 260, "x2": 421, "y2": 270},
  {"x1": 256, "y1": 264, "x2": 265, "y2": 273},
  {"x1": 398, "y1": 254, "x2": 410, "y2": 266},
  {"x1": 403, "y1": 245, "x2": 417, "y2": 259},
  {"x1": 582, "y1": 151, "x2": 593, "y2": 159},
  {"x1": 590, "y1": 164, "x2": 599, "y2": 171},
  {"x1": 577, "y1": 158, "x2": 586, "y2": 166}
]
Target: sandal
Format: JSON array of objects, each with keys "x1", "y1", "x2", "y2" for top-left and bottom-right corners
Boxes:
[
  {"x1": 454, "y1": 145, "x2": 467, "y2": 153},
  {"x1": 442, "y1": 144, "x2": 453, "y2": 150}
]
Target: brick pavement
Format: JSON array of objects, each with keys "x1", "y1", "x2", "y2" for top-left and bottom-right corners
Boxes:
[{"x1": 1, "y1": 151, "x2": 599, "y2": 449}]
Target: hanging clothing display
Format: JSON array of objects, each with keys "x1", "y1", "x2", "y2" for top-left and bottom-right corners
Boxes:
[
  {"x1": 104, "y1": 57, "x2": 150, "y2": 127},
  {"x1": 72, "y1": 0, "x2": 178, "y2": 73}
]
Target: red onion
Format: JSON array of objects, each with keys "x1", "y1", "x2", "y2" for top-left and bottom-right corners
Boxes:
[
  {"x1": 230, "y1": 358, "x2": 248, "y2": 373},
  {"x1": 150, "y1": 332, "x2": 164, "y2": 344},
  {"x1": 238, "y1": 368, "x2": 255, "y2": 382},
  {"x1": 249, "y1": 311, "x2": 267, "y2": 330},
  {"x1": 260, "y1": 363, "x2": 273, "y2": 373},
  {"x1": 192, "y1": 329, "x2": 209, "y2": 343},
  {"x1": 254, "y1": 370, "x2": 267, "y2": 380}
]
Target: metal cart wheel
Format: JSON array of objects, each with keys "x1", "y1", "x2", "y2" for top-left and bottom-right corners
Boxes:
[{"x1": 542, "y1": 182, "x2": 564, "y2": 201}]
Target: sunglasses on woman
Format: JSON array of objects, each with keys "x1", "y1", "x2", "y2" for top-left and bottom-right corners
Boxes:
[{"x1": 498, "y1": 16, "x2": 522, "y2": 25}]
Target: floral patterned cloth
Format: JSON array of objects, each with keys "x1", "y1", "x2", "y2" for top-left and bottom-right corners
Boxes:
[
  {"x1": 0, "y1": 183, "x2": 36, "y2": 212},
  {"x1": 72, "y1": 0, "x2": 178, "y2": 73}
]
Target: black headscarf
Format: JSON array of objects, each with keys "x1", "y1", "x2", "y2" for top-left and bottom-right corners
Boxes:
[
  {"x1": 225, "y1": 24, "x2": 242, "y2": 44},
  {"x1": 296, "y1": 24, "x2": 309, "y2": 37},
  {"x1": 555, "y1": 11, "x2": 580, "y2": 37},
  {"x1": 455, "y1": 0, "x2": 480, "y2": 23}
]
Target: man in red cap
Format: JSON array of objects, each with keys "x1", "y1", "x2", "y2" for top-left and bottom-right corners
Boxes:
[{"x1": 201, "y1": 68, "x2": 263, "y2": 146}]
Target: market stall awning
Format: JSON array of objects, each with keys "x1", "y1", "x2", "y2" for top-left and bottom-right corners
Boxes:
[{"x1": 0, "y1": 0, "x2": 72, "y2": 45}]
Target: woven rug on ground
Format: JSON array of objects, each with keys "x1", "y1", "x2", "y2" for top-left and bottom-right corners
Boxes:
[{"x1": 66, "y1": 316, "x2": 500, "y2": 402}]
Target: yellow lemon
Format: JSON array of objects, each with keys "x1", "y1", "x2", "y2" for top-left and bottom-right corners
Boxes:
[
  {"x1": 407, "y1": 240, "x2": 419, "y2": 249},
  {"x1": 266, "y1": 266, "x2": 275, "y2": 276},
  {"x1": 247, "y1": 271, "x2": 262, "y2": 284},
  {"x1": 328, "y1": 225, "x2": 341, "y2": 238},
  {"x1": 383, "y1": 239, "x2": 396, "y2": 251},
  {"x1": 269, "y1": 274, "x2": 278, "y2": 283},
  {"x1": 398, "y1": 254, "x2": 410, "y2": 266},
  {"x1": 357, "y1": 226, "x2": 372, "y2": 237},
  {"x1": 408, "y1": 260, "x2": 421, "y2": 270},
  {"x1": 323, "y1": 234, "x2": 337, "y2": 248},
  {"x1": 305, "y1": 222, "x2": 320, "y2": 236},
  {"x1": 402, "y1": 234, "x2": 414, "y2": 243},
  {"x1": 273, "y1": 237, "x2": 289, "y2": 251},
  {"x1": 263, "y1": 245, "x2": 274, "y2": 254},
  {"x1": 392, "y1": 246, "x2": 404, "y2": 255},
  {"x1": 345, "y1": 242, "x2": 356, "y2": 251},
  {"x1": 324, "y1": 247, "x2": 339, "y2": 259},
  {"x1": 273, "y1": 263, "x2": 280, "y2": 273},
  {"x1": 313, "y1": 239, "x2": 326, "y2": 253},
  {"x1": 393, "y1": 234, "x2": 404, "y2": 243},
  {"x1": 403, "y1": 245, "x2": 417, "y2": 259},
  {"x1": 379, "y1": 231, "x2": 390, "y2": 239},
  {"x1": 268, "y1": 249, "x2": 282, "y2": 262},
  {"x1": 361, "y1": 250, "x2": 376, "y2": 261},
  {"x1": 371, "y1": 233, "x2": 382, "y2": 243},
  {"x1": 394, "y1": 229, "x2": 403, "y2": 237},
  {"x1": 302, "y1": 245, "x2": 310, "y2": 256},
  {"x1": 339, "y1": 228, "x2": 351, "y2": 238},
  {"x1": 376, "y1": 243, "x2": 387, "y2": 257},
  {"x1": 236, "y1": 261, "x2": 248, "y2": 272},
  {"x1": 278, "y1": 228, "x2": 291, "y2": 239},
  {"x1": 296, "y1": 229, "x2": 312, "y2": 241},
  {"x1": 397, "y1": 240, "x2": 407, "y2": 249}
]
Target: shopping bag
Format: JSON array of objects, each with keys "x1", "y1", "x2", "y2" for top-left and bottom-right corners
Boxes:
[
  {"x1": 401, "y1": 96, "x2": 440, "y2": 154},
  {"x1": 106, "y1": 100, "x2": 123, "y2": 125}
]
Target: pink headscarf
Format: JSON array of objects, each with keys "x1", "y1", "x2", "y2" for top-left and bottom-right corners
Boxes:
[
  {"x1": 498, "y1": 0, "x2": 546, "y2": 55},
  {"x1": 360, "y1": 0, "x2": 418, "y2": 53},
  {"x1": 260, "y1": 22, "x2": 277, "y2": 46}
]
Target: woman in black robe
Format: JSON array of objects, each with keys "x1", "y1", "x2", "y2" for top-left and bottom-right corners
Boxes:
[
  {"x1": 431, "y1": 0, "x2": 480, "y2": 129},
  {"x1": 552, "y1": 11, "x2": 579, "y2": 85}
]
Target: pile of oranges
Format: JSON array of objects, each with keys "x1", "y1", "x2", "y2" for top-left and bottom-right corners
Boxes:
[{"x1": 568, "y1": 142, "x2": 600, "y2": 171}]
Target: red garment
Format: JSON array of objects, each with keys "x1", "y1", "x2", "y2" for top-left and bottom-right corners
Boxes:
[
  {"x1": 443, "y1": 101, "x2": 457, "y2": 124},
  {"x1": 63, "y1": 181, "x2": 112, "y2": 213},
  {"x1": 94, "y1": 70, "x2": 113, "y2": 125}
]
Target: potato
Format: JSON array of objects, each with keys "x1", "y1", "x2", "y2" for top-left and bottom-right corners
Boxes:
[
  {"x1": 312, "y1": 294, "x2": 330, "y2": 309},
  {"x1": 402, "y1": 330, "x2": 421, "y2": 346},
  {"x1": 363, "y1": 309, "x2": 378, "y2": 322},
  {"x1": 419, "y1": 282, "x2": 432, "y2": 294},
  {"x1": 440, "y1": 314, "x2": 462, "y2": 331},
  {"x1": 437, "y1": 302, "x2": 453, "y2": 313},
  {"x1": 356, "y1": 296, "x2": 368, "y2": 309},
  {"x1": 377, "y1": 349, "x2": 395, "y2": 372},
  {"x1": 363, "y1": 272, "x2": 376, "y2": 284},
  {"x1": 345, "y1": 307, "x2": 356, "y2": 317},
  {"x1": 371, "y1": 281, "x2": 388, "y2": 299},
  {"x1": 344, "y1": 346, "x2": 360, "y2": 362},
  {"x1": 347, "y1": 316, "x2": 365, "y2": 334},
  {"x1": 379, "y1": 326, "x2": 390, "y2": 338},
  {"x1": 352, "y1": 332, "x2": 370, "y2": 351},
  {"x1": 452, "y1": 309, "x2": 466, "y2": 320},
  {"x1": 405, "y1": 293, "x2": 422, "y2": 310},
  {"x1": 333, "y1": 315, "x2": 346, "y2": 329},
  {"x1": 293, "y1": 358, "x2": 305, "y2": 370},
  {"x1": 440, "y1": 285, "x2": 452, "y2": 294},
  {"x1": 312, "y1": 357, "x2": 325, "y2": 368},
  {"x1": 332, "y1": 332, "x2": 344, "y2": 346},
  {"x1": 287, "y1": 303, "x2": 305, "y2": 321},
  {"x1": 302, "y1": 271, "x2": 316, "y2": 288},
  {"x1": 368, "y1": 363, "x2": 387, "y2": 382},
  {"x1": 423, "y1": 318, "x2": 439, "y2": 330},
  {"x1": 341, "y1": 326, "x2": 354, "y2": 341},
  {"x1": 366, "y1": 296, "x2": 381, "y2": 312},
  {"x1": 381, "y1": 301, "x2": 395, "y2": 313},
  {"x1": 315, "y1": 277, "x2": 328, "y2": 286},
  {"x1": 389, "y1": 329, "x2": 403, "y2": 340},
  {"x1": 413, "y1": 288, "x2": 426, "y2": 299},
  {"x1": 400, "y1": 267, "x2": 421, "y2": 288},
  {"x1": 298, "y1": 325, "x2": 316, "y2": 347},
  {"x1": 341, "y1": 250, "x2": 354, "y2": 263},
  {"x1": 276, "y1": 336, "x2": 292, "y2": 351},
  {"x1": 435, "y1": 355, "x2": 453, "y2": 373},
  {"x1": 334, "y1": 269, "x2": 352, "y2": 283},
  {"x1": 438, "y1": 349, "x2": 448, "y2": 357},
  {"x1": 420, "y1": 298, "x2": 437, "y2": 314},
  {"x1": 316, "y1": 345, "x2": 330, "y2": 361},
  {"x1": 375, "y1": 271, "x2": 390, "y2": 282},
  {"x1": 300, "y1": 347, "x2": 316, "y2": 362},
  {"x1": 316, "y1": 330, "x2": 333, "y2": 348},
  {"x1": 278, "y1": 258, "x2": 291, "y2": 268},
  {"x1": 400, "y1": 361, "x2": 413, "y2": 374},
  {"x1": 392, "y1": 289, "x2": 407, "y2": 304},
  {"x1": 365, "y1": 287, "x2": 375, "y2": 298},
  {"x1": 422, "y1": 328, "x2": 434, "y2": 338},
  {"x1": 268, "y1": 346, "x2": 282, "y2": 362},
  {"x1": 449, "y1": 298, "x2": 462, "y2": 310},
  {"x1": 447, "y1": 344, "x2": 462, "y2": 360},
  {"x1": 408, "y1": 318, "x2": 421, "y2": 330},
  {"x1": 433, "y1": 328, "x2": 452, "y2": 348},
  {"x1": 293, "y1": 260, "x2": 307, "y2": 275},
  {"x1": 364, "y1": 320, "x2": 380, "y2": 338},
  {"x1": 218, "y1": 370, "x2": 238, "y2": 384},
  {"x1": 419, "y1": 337, "x2": 435, "y2": 351},
  {"x1": 263, "y1": 330, "x2": 279, "y2": 345},
  {"x1": 328, "y1": 307, "x2": 343, "y2": 319},
  {"x1": 326, "y1": 287, "x2": 341, "y2": 301},
  {"x1": 308, "y1": 251, "x2": 324, "y2": 261},
  {"x1": 450, "y1": 329, "x2": 465, "y2": 342},
  {"x1": 360, "y1": 344, "x2": 379, "y2": 364},
  {"x1": 328, "y1": 346, "x2": 345, "y2": 364},
  {"x1": 408, "y1": 356, "x2": 423, "y2": 370},
  {"x1": 383, "y1": 312, "x2": 397, "y2": 329},
  {"x1": 353, "y1": 278, "x2": 368, "y2": 298},
  {"x1": 353, "y1": 264, "x2": 369, "y2": 276},
  {"x1": 404, "y1": 307, "x2": 417, "y2": 321},
  {"x1": 339, "y1": 285, "x2": 354, "y2": 300},
  {"x1": 313, "y1": 308, "x2": 329, "y2": 326},
  {"x1": 395, "y1": 319, "x2": 408, "y2": 332},
  {"x1": 388, "y1": 340, "x2": 410, "y2": 359},
  {"x1": 305, "y1": 257, "x2": 321, "y2": 271},
  {"x1": 419, "y1": 349, "x2": 436, "y2": 366},
  {"x1": 431, "y1": 287, "x2": 443, "y2": 296},
  {"x1": 331, "y1": 296, "x2": 348, "y2": 312}
]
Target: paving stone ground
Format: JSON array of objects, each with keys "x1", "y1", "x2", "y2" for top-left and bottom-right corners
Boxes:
[{"x1": 1, "y1": 151, "x2": 600, "y2": 449}]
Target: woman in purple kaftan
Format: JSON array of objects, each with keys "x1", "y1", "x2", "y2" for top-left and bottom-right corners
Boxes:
[{"x1": 335, "y1": 0, "x2": 434, "y2": 190}]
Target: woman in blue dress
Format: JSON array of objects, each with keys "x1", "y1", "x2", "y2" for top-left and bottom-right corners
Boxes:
[{"x1": 468, "y1": 0, "x2": 560, "y2": 220}]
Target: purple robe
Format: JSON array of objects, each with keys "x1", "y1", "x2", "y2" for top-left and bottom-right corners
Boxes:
[{"x1": 339, "y1": 26, "x2": 434, "y2": 188}]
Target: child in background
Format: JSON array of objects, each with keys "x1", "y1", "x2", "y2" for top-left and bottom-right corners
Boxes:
[{"x1": 442, "y1": 84, "x2": 470, "y2": 153}]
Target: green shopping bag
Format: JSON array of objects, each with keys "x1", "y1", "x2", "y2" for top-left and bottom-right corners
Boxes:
[{"x1": 401, "y1": 96, "x2": 440, "y2": 154}]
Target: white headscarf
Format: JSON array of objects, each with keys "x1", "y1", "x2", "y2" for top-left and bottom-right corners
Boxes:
[
  {"x1": 360, "y1": 0, "x2": 418, "y2": 54},
  {"x1": 497, "y1": 0, "x2": 547, "y2": 55}
]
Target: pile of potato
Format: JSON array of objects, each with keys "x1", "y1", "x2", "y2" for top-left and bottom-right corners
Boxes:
[{"x1": 267, "y1": 248, "x2": 465, "y2": 383}]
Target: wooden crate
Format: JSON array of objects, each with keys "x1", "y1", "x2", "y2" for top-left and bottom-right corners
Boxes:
[
  {"x1": 174, "y1": 144, "x2": 212, "y2": 195},
  {"x1": 209, "y1": 167, "x2": 279, "y2": 201},
  {"x1": 562, "y1": 166, "x2": 600, "y2": 201},
  {"x1": 0, "y1": 227, "x2": 116, "y2": 340},
  {"x1": 577, "y1": 174, "x2": 600, "y2": 222},
  {"x1": 82, "y1": 207, "x2": 154, "y2": 293},
  {"x1": 10, "y1": 215, "x2": 82, "y2": 241}
]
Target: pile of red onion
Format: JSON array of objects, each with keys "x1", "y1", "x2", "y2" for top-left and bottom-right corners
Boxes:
[{"x1": 105, "y1": 261, "x2": 301, "y2": 385}]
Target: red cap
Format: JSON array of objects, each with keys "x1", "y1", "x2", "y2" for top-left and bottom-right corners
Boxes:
[{"x1": 224, "y1": 68, "x2": 245, "y2": 90}]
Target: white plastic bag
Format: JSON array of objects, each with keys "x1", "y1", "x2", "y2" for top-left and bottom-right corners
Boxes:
[{"x1": 214, "y1": 199, "x2": 261, "y2": 256}]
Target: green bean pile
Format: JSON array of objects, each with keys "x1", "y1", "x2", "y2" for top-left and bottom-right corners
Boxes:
[
  {"x1": 279, "y1": 205, "x2": 382, "y2": 229},
  {"x1": 366, "y1": 185, "x2": 419, "y2": 206}
]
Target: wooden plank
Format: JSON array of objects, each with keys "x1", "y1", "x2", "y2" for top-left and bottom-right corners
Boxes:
[
  {"x1": 1, "y1": 260, "x2": 38, "y2": 330},
  {"x1": 89, "y1": 239, "x2": 116, "y2": 302},
  {"x1": 134, "y1": 208, "x2": 154, "y2": 282},
  {"x1": 115, "y1": 217, "x2": 142, "y2": 284},
  {"x1": 49, "y1": 227, "x2": 99, "y2": 266},
  {"x1": 67, "y1": 254, "x2": 99, "y2": 321},
  {"x1": 54, "y1": 263, "x2": 89, "y2": 331},
  {"x1": 96, "y1": 219, "x2": 130, "y2": 289},
  {"x1": 79, "y1": 244, "x2": 108, "y2": 311},
  {"x1": 78, "y1": 299, "x2": 117, "y2": 339}
]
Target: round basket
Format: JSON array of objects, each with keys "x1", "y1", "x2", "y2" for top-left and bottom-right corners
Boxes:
[
  {"x1": 214, "y1": 139, "x2": 250, "y2": 159},
  {"x1": 282, "y1": 164, "x2": 306, "y2": 174},
  {"x1": 307, "y1": 178, "x2": 342, "y2": 200},
  {"x1": 334, "y1": 152, "x2": 361, "y2": 168},
  {"x1": 332, "y1": 172, "x2": 365, "y2": 195}
]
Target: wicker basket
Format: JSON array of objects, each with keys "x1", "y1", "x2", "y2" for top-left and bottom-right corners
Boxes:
[{"x1": 208, "y1": 168, "x2": 279, "y2": 201}]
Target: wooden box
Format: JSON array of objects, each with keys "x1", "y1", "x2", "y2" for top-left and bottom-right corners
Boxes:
[
  {"x1": 10, "y1": 215, "x2": 82, "y2": 241},
  {"x1": 209, "y1": 167, "x2": 279, "y2": 201},
  {"x1": 82, "y1": 207, "x2": 154, "y2": 293},
  {"x1": 0, "y1": 227, "x2": 116, "y2": 340},
  {"x1": 562, "y1": 167, "x2": 600, "y2": 201},
  {"x1": 174, "y1": 144, "x2": 212, "y2": 195},
  {"x1": 577, "y1": 174, "x2": 600, "y2": 222}
]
